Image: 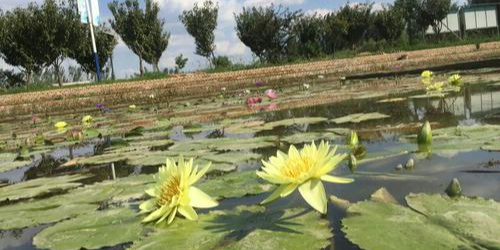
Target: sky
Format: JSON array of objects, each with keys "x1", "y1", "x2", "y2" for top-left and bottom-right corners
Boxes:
[{"x1": 0, "y1": 0, "x2": 464, "y2": 79}]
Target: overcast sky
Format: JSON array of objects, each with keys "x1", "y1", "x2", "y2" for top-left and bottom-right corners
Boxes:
[{"x1": 1, "y1": 0, "x2": 464, "y2": 79}]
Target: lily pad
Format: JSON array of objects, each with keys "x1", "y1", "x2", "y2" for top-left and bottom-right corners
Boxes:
[
  {"x1": 263, "y1": 117, "x2": 328, "y2": 128},
  {"x1": 281, "y1": 132, "x2": 339, "y2": 144},
  {"x1": 0, "y1": 175, "x2": 151, "y2": 230},
  {"x1": 201, "y1": 152, "x2": 261, "y2": 165},
  {"x1": 130, "y1": 206, "x2": 332, "y2": 250},
  {"x1": 198, "y1": 171, "x2": 272, "y2": 199},
  {"x1": 0, "y1": 152, "x2": 32, "y2": 171},
  {"x1": 342, "y1": 191, "x2": 500, "y2": 250},
  {"x1": 331, "y1": 113, "x2": 390, "y2": 124},
  {"x1": 170, "y1": 136, "x2": 277, "y2": 152},
  {"x1": 0, "y1": 174, "x2": 91, "y2": 203},
  {"x1": 33, "y1": 207, "x2": 144, "y2": 250},
  {"x1": 406, "y1": 193, "x2": 500, "y2": 248}
]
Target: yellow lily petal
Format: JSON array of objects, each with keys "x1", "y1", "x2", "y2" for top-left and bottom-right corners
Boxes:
[
  {"x1": 142, "y1": 205, "x2": 170, "y2": 223},
  {"x1": 189, "y1": 186, "x2": 218, "y2": 208},
  {"x1": 320, "y1": 175, "x2": 354, "y2": 184},
  {"x1": 190, "y1": 163, "x2": 210, "y2": 185},
  {"x1": 139, "y1": 199, "x2": 156, "y2": 214},
  {"x1": 178, "y1": 205, "x2": 198, "y2": 221},
  {"x1": 167, "y1": 206, "x2": 177, "y2": 225},
  {"x1": 145, "y1": 188, "x2": 157, "y2": 197},
  {"x1": 280, "y1": 183, "x2": 299, "y2": 197},
  {"x1": 261, "y1": 184, "x2": 288, "y2": 204},
  {"x1": 298, "y1": 179, "x2": 327, "y2": 214},
  {"x1": 155, "y1": 206, "x2": 174, "y2": 225}
]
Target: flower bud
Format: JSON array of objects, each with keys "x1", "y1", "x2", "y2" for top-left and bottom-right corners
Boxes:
[
  {"x1": 445, "y1": 178, "x2": 462, "y2": 197},
  {"x1": 417, "y1": 121, "x2": 432, "y2": 145},
  {"x1": 346, "y1": 131, "x2": 359, "y2": 148}
]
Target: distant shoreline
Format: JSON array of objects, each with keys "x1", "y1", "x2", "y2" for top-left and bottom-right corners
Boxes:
[{"x1": 2, "y1": 42, "x2": 500, "y2": 120}]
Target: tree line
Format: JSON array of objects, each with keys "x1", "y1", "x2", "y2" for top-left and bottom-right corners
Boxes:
[{"x1": 0, "y1": 0, "x2": 458, "y2": 88}]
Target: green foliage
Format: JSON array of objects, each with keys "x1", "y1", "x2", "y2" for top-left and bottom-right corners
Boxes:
[
  {"x1": 373, "y1": 5, "x2": 405, "y2": 43},
  {"x1": 323, "y1": 11, "x2": 349, "y2": 55},
  {"x1": 418, "y1": 0, "x2": 452, "y2": 34},
  {"x1": 175, "y1": 54, "x2": 188, "y2": 72},
  {"x1": 291, "y1": 14, "x2": 325, "y2": 59},
  {"x1": 142, "y1": 0, "x2": 170, "y2": 72},
  {"x1": 179, "y1": 1, "x2": 218, "y2": 64},
  {"x1": 0, "y1": 69, "x2": 25, "y2": 89},
  {"x1": 213, "y1": 56, "x2": 233, "y2": 69},
  {"x1": 0, "y1": 4, "x2": 44, "y2": 83},
  {"x1": 235, "y1": 5, "x2": 301, "y2": 63},
  {"x1": 109, "y1": 0, "x2": 149, "y2": 76},
  {"x1": 67, "y1": 24, "x2": 117, "y2": 77},
  {"x1": 394, "y1": 0, "x2": 422, "y2": 43},
  {"x1": 337, "y1": 3, "x2": 373, "y2": 49}
]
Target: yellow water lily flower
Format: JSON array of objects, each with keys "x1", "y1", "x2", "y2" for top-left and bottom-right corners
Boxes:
[
  {"x1": 82, "y1": 115, "x2": 93, "y2": 124},
  {"x1": 129, "y1": 105, "x2": 137, "y2": 110},
  {"x1": 448, "y1": 74, "x2": 462, "y2": 87},
  {"x1": 421, "y1": 70, "x2": 433, "y2": 79},
  {"x1": 140, "y1": 156, "x2": 218, "y2": 225},
  {"x1": 257, "y1": 141, "x2": 353, "y2": 214},
  {"x1": 54, "y1": 121, "x2": 67, "y2": 130},
  {"x1": 426, "y1": 81, "x2": 444, "y2": 92}
]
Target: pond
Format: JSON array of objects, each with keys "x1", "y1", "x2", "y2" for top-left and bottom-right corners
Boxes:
[{"x1": 1, "y1": 68, "x2": 500, "y2": 250}]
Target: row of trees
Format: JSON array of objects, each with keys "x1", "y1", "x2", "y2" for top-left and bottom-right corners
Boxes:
[
  {"x1": 0, "y1": 0, "x2": 456, "y2": 87},
  {"x1": 174, "y1": 0, "x2": 452, "y2": 65},
  {"x1": 0, "y1": 0, "x2": 171, "y2": 86},
  {"x1": 0, "y1": 0, "x2": 117, "y2": 85}
]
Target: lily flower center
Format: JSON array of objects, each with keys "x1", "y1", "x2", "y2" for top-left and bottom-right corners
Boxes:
[
  {"x1": 281, "y1": 155, "x2": 314, "y2": 179},
  {"x1": 158, "y1": 175, "x2": 181, "y2": 206}
]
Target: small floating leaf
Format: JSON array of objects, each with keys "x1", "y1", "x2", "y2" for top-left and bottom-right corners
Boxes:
[
  {"x1": 331, "y1": 113, "x2": 390, "y2": 124},
  {"x1": 33, "y1": 207, "x2": 143, "y2": 250}
]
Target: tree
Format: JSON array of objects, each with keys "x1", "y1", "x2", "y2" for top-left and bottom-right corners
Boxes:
[
  {"x1": 179, "y1": 1, "x2": 218, "y2": 65},
  {"x1": 109, "y1": 0, "x2": 148, "y2": 76},
  {"x1": 323, "y1": 12, "x2": 349, "y2": 56},
  {"x1": 394, "y1": 0, "x2": 422, "y2": 43},
  {"x1": 418, "y1": 0, "x2": 451, "y2": 34},
  {"x1": 235, "y1": 5, "x2": 300, "y2": 63},
  {"x1": 373, "y1": 5, "x2": 405, "y2": 43},
  {"x1": 0, "y1": 4, "x2": 44, "y2": 84},
  {"x1": 36, "y1": 0, "x2": 75, "y2": 86},
  {"x1": 175, "y1": 54, "x2": 188, "y2": 73},
  {"x1": 143, "y1": 0, "x2": 170, "y2": 72},
  {"x1": 291, "y1": 14, "x2": 325, "y2": 59},
  {"x1": 336, "y1": 3, "x2": 373, "y2": 50},
  {"x1": 68, "y1": 25, "x2": 117, "y2": 78}
]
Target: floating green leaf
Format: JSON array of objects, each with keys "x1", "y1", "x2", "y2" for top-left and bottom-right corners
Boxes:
[
  {"x1": 0, "y1": 175, "x2": 151, "y2": 230},
  {"x1": 130, "y1": 206, "x2": 332, "y2": 250},
  {"x1": 34, "y1": 206, "x2": 144, "y2": 250},
  {"x1": 170, "y1": 136, "x2": 277, "y2": 152},
  {"x1": 0, "y1": 152, "x2": 31, "y2": 173},
  {"x1": 343, "y1": 191, "x2": 500, "y2": 250},
  {"x1": 198, "y1": 171, "x2": 272, "y2": 199},
  {"x1": 281, "y1": 132, "x2": 339, "y2": 144},
  {"x1": 331, "y1": 113, "x2": 390, "y2": 124},
  {"x1": 0, "y1": 174, "x2": 91, "y2": 203}
]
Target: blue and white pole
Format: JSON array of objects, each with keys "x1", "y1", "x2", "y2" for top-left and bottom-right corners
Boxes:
[{"x1": 84, "y1": 0, "x2": 101, "y2": 81}]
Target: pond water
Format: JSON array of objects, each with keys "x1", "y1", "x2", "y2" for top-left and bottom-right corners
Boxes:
[{"x1": 1, "y1": 69, "x2": 500, "y2": 250}]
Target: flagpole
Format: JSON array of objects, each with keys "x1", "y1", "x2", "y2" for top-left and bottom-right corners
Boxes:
[{"x1": 84, "y1": 0, "x2": 101, "y2": 81}]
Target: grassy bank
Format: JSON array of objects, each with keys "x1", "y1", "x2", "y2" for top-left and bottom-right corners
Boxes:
[{"x1": 1, "y1": 35, "x2": 499, "y2": 96}]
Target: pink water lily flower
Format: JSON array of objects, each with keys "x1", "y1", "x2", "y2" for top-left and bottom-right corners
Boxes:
[
  {"x1": 246, "y1": 97, "x2": 262, "y2": 106},
  {"x1": 265, "y1": 89, "x2": 278, "y2": 99}
]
